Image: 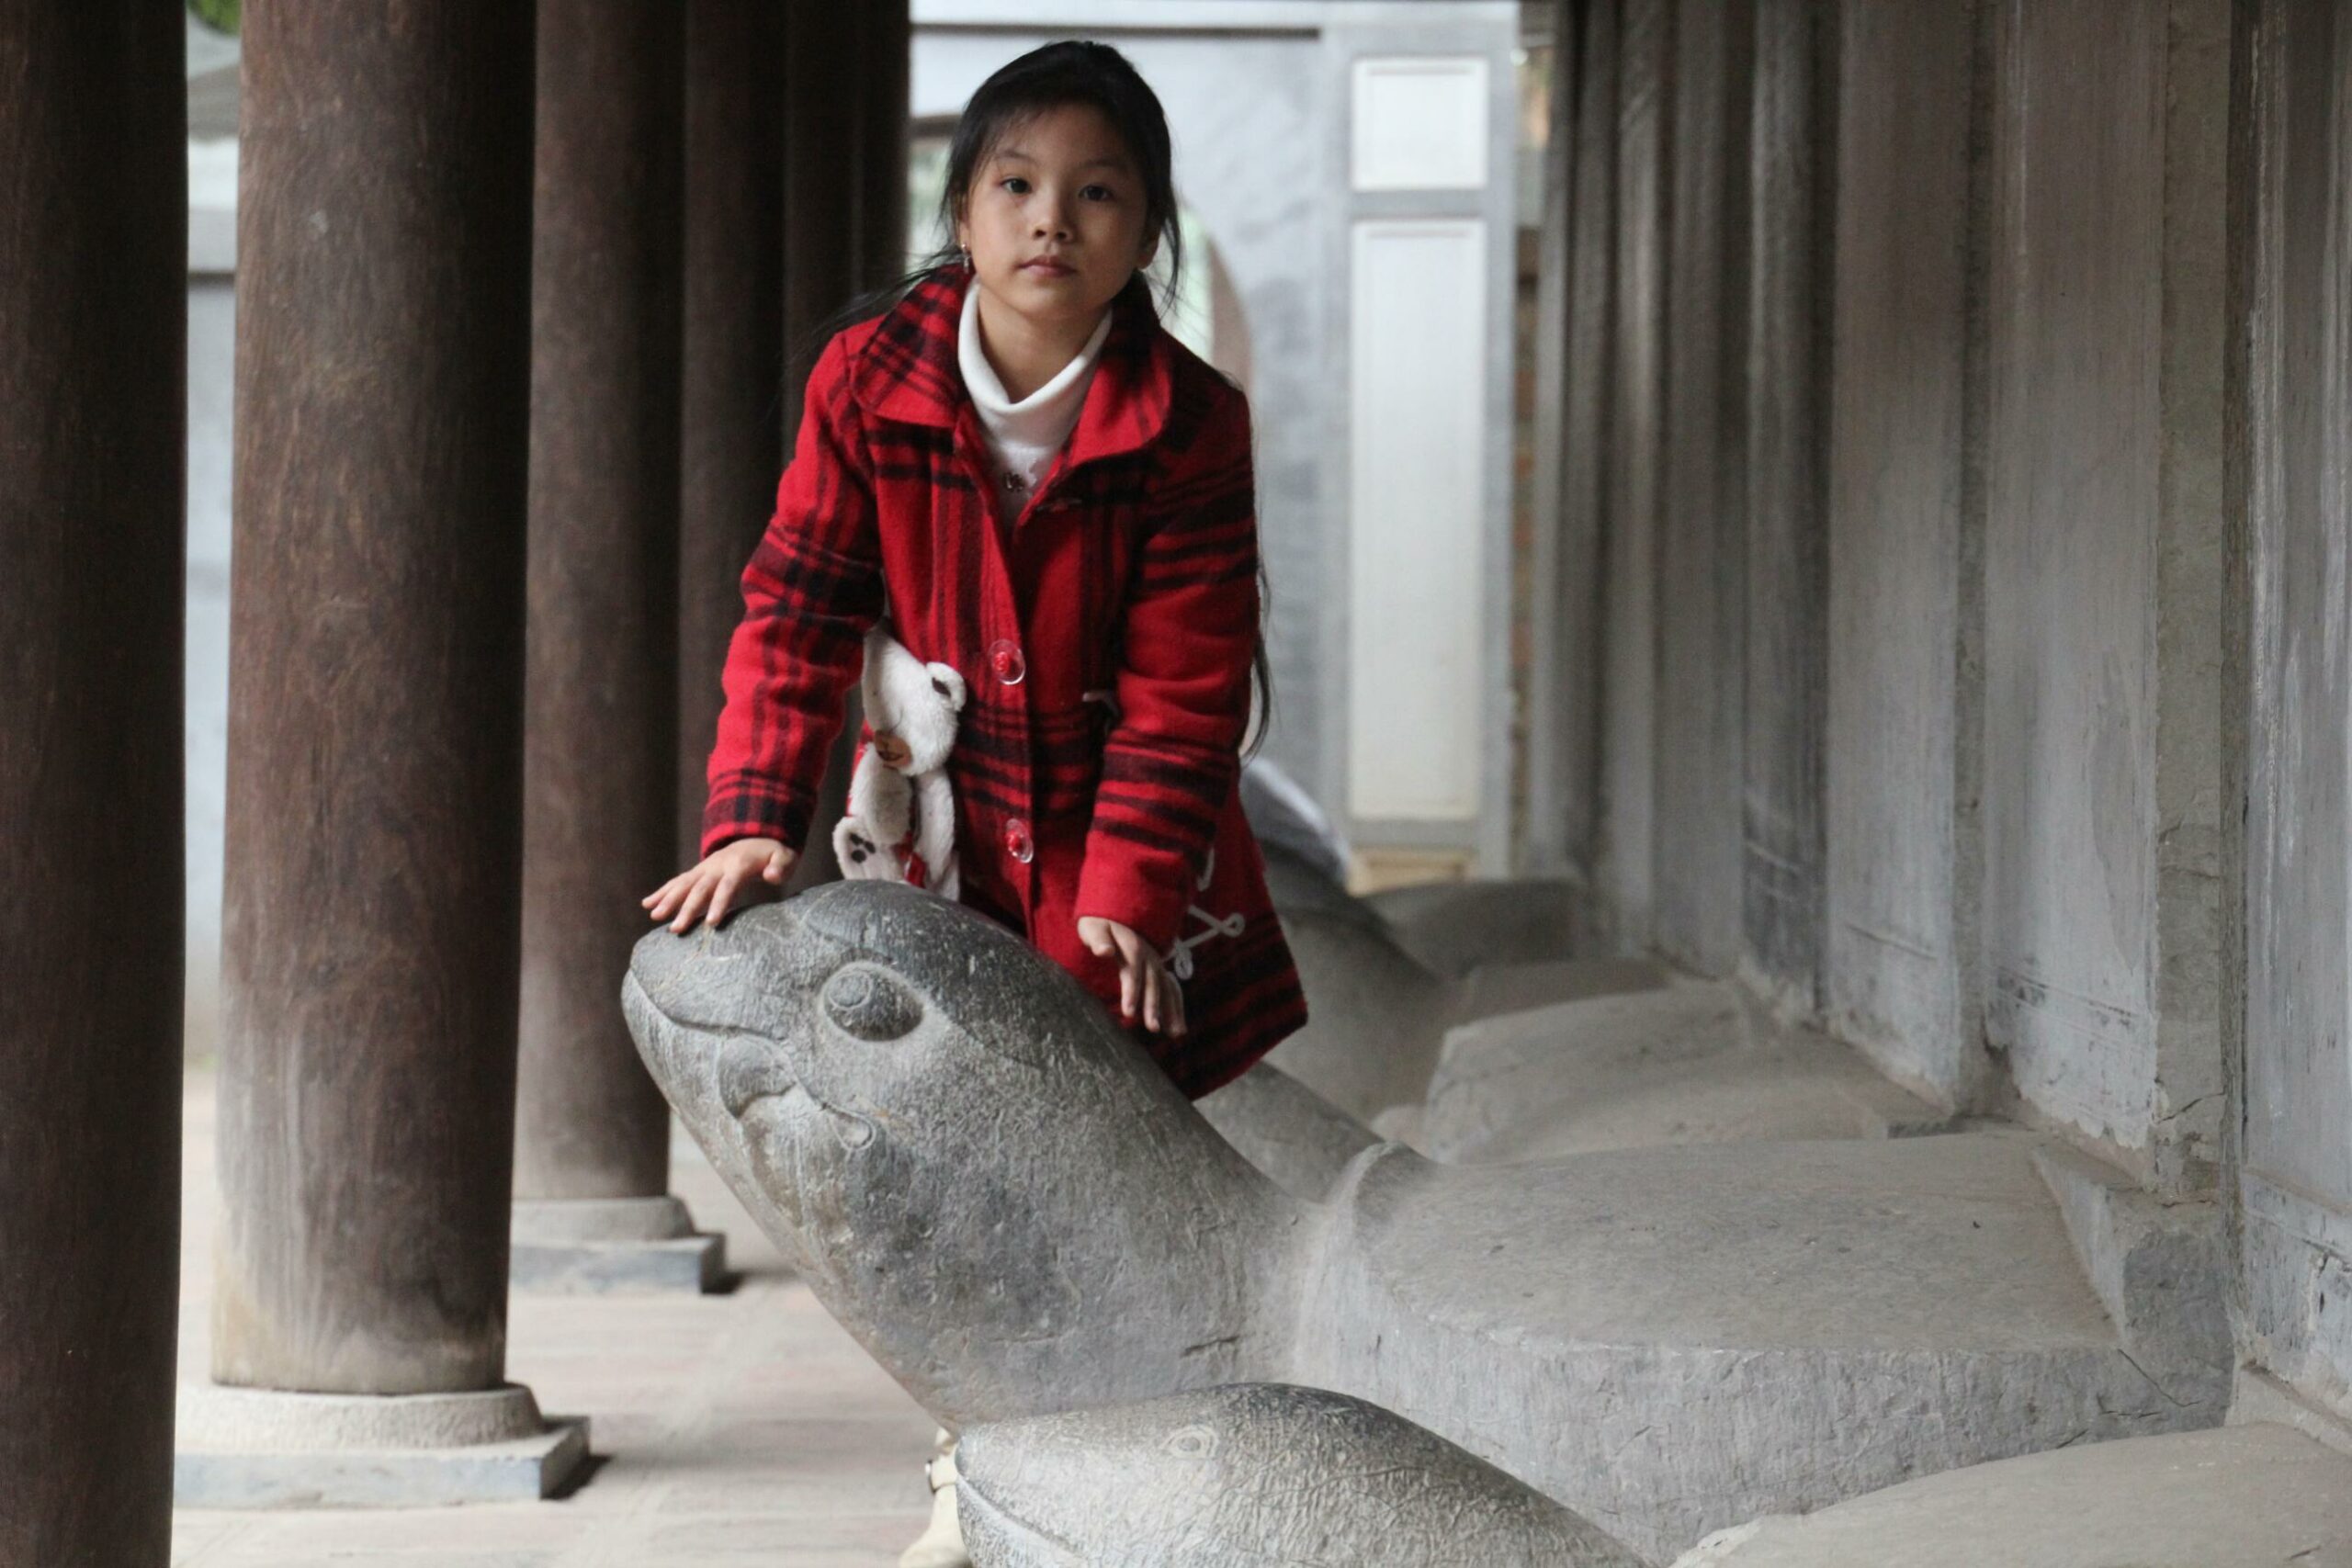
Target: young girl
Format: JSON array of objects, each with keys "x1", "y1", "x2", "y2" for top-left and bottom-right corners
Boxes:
[{"x1": 643, "y1": 41, "x2": 1309, "y2": 1563}]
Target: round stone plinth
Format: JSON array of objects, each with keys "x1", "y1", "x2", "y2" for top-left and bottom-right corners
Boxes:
[{"x1": 178, "y1": 1382, "x2": 548, "y2": 1451}]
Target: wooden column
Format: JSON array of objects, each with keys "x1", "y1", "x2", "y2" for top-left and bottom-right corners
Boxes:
[
  {"x1": 679, "y1": 0, "x2": 786, "y2": 863},
  {"x1": 514, "y1": 0, "x2": 685, "y2": 1203},
  {"x1": 854, "y1": 0, "x2": 914, "y2": 288},
  {"x1": 0, "y1": 6, "x2": 185, "y2": 1559},
  {"x1": 775, "y1": 0, "x2": 909, "y2": 891},
  {"x1": 213, "y1": 2, "x2": 537, "y2": 1394}
]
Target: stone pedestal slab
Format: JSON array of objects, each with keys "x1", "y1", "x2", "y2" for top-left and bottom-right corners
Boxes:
[
  {"x1": 174, "y1": 1383, "x2": 589, "y2": 1507},
  {"x1": 509, "y1": 1194, "x2": 729, "y2": 1294}
]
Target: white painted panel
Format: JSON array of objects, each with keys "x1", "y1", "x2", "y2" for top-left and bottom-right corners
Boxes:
[
  {"x1": 1347, "y1": 219, "x2": 1486, "y2": 819},
  {"x1": 1351, "y1": 56, "x2": 1490, "y2": 191}
]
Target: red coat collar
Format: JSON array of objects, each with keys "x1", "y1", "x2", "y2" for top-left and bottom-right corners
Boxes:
[{"x1": 846, "y1": 264, "x2": 1173, "y2": 465}]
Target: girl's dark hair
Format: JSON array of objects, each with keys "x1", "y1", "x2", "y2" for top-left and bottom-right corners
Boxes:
[{"x1": 797, "y1": 38, "x2": 1274, "y2": 761}]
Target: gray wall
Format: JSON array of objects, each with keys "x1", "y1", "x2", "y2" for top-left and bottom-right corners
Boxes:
[
  {"x1": 1821, "y1": 0, "x2": 1984, "y2": 1107},
  {"x1": 1597, "y1": 0, "x2": 1671, "y2": 947},
  {"x1": 1650, "y1": 0, "x2": 1752, "y2": 978},
  {"x1": 1737, "y1": 0, "x2": 1830, "y2": 1012},
  {"x1": 2237, "y1": 0, "x2": 2352, "y2": 1430},
  {"x1": 1979, "y1": 0, "x2": 2226, "y2": 1186}
]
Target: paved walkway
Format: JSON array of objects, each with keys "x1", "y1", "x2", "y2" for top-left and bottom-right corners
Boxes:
[{"x1": 171, "y1": 1066, "x2": 935, "y2": 1567}]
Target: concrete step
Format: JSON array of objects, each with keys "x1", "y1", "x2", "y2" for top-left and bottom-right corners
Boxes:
[
  {"x1": 1669, "y1": 1422, "x2": 2352, "y2": 1567},
  {"x1": 1296, "y1": 1130, "x2": 2230, "y2": 1562},
  {"x1": 1410, "y1": 981, "x2": 1954, "y2": 1161}
]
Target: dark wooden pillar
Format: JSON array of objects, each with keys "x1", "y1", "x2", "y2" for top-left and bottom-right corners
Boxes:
[
  {"x1": 515, "y1": 0, "x2": 685, "y2": 1204},
  {"x1": 679, "y1": 0, "x2": 786, "y2": 863},
  {"x1": 774, "y1": 0, "x2": 909, "y2": 892},
  {"x1": 855, "y1": 0, "x2": 913, "y2": 288},
  {"x1": 213, "y1": 2, "x2": 537, "y2": 1394},
  {"x1": 0, "y1": 7, "x2": 185, "y2": 1560}
]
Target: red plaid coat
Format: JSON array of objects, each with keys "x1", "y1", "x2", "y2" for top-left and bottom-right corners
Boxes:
[{"x1": 703, "y1": 264, "x2": 1307, "y2": 1098}]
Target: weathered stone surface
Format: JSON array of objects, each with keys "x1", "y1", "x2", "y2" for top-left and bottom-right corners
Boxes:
[
  {"x1": 956, "y1": 1383, "x2": 1642, "y2": 1568},
  {"x1": 625, "y1": 885, "x2": 2228, "y2": 1559},
  {"x1": 1421, "y1": 982, "x2": 1951, "y2": 1164},
  {"x1": 1670, "y1": 1424, "x2": 2352, "y2": 1567},
  {"x1": 1195, "y1": 1063, "x2": 1380, "y2": 1204},
  {"x1": 2235, "y1": 0, "x2": 2352, "y2": 1427},
  {"x1": 1267, "y1": 901, "x2": 1667, "y2": 1121}
]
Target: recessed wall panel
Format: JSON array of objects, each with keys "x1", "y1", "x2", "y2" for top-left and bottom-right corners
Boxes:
[
  {"x1": 1351, "y1": 56, "x2": 1489, "y2": 190},
  {"x1": 1347, "y1": 218, "x2": 1486, "y2": 820}
]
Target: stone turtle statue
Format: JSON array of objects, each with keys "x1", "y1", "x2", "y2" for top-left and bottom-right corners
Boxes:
[
  {"x1": 623, "y1": 882, "x2": 2196, "y2": 1561},
  {"x1": 954, "y1": 1382, "x2": 1642, "y2": 1567}
]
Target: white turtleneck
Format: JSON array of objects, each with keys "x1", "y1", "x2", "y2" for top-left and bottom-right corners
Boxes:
[{"x1": 958, "y1": 281, "x2": 1114, "y2": 529}]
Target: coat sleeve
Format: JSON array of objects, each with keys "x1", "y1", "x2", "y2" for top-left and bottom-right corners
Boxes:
[
  {"x1": 700, "y1": 333, "x2": 884, "y2": 859},
  {"x1": 1072, "y1": 379, "x2": 1261, "y2": 953}
]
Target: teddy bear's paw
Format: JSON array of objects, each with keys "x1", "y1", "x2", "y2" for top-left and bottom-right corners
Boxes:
[{"x1": 834, "y1": 820, "x2": 906, "y2": 883}]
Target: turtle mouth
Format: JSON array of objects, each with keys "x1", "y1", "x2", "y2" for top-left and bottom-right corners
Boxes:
[{"x1": 948, "y1": 1475, "x2": 1086, "y2": 1566}]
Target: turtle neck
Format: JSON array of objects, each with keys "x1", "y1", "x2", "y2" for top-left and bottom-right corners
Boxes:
[{"x1": 958, "y1": 280, "x2": 1114, "y2": 528}]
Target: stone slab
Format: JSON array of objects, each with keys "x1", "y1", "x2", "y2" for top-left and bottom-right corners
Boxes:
[
  {"x1": 1671, "y1": 1424, "x2": 2352, "y2": 1567},
  {"x1": 175, "y1": 1384, "x2": 591, "y2": 1508},
  {"x1": 508, "y1": 1230, "x2": 729, "y2": 1294},
  {"x1": 1421, "y1": 981, "x2": 1951, "y2": 1162},
  {"x1": 508, "y1": 1194, "x2": 729, "y2": 1293}
]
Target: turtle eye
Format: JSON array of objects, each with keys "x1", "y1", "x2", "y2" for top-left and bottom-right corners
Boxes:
[{"x1": 821, "y1": 964, "x2": 924, "y2": 1042}]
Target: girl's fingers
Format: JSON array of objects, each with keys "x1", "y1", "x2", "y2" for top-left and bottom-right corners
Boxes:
[
  {"x1": 1168, "y1": 975, "x2": 1187, "y2": 1037},
  {"x1": 1143, "y1": 964, "x2": 1161, "y2": 1032},
  {"x1": 763, "y1": 851, "x2": 790, "y2": 884},
  {"x1": 670, "y1": 874, "x2": 712, "y2": 934},
  {"x1": 705, "y1": 869, "x2": 744, "y2": 927}
]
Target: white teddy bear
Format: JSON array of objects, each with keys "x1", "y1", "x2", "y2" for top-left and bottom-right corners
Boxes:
[{"x1": 833, "y1": 622, "x2": 967, "y2": 899}]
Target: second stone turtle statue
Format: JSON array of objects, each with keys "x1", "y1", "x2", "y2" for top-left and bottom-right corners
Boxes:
[{"x1": 954, "y1": 1382, "x2": 1643, "y2": 1567}]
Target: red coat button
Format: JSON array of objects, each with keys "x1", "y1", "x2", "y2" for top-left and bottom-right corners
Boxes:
[
  {"x1": 988, "y1": 638, "x2": 1026, "y2": 685},
  {"x1": 1003, "y1": 818, "x2": 1035, "y2": 864}
]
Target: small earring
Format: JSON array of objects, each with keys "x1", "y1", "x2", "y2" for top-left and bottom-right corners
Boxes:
[{"x1": 957, "y1": 246, "x2": 973, "y2": 271}]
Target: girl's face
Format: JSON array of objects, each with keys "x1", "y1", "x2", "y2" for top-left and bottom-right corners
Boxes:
[{"x1": 956, "y1": 101, "x2": 1159, "y2": 335}]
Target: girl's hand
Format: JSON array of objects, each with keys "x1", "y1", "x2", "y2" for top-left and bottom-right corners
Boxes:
[
  {"x1": 1077, "y1": 916, "x2": 1187, "y2": 1037},
  {"x1": 643, "y1": 839, "x2": 797, "y2": 933}
]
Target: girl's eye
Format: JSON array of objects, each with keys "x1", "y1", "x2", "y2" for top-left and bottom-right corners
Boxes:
[
  {"x1": 1001, "y1": 176, "x2": 1028, "y2": 195},
  {"x1": 1082, "y1": 185, "x2": 1114, "y2": 202}
]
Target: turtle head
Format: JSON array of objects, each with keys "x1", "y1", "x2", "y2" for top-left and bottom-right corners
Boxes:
[{"x1": 621, "y1": 880, "x2": 1292, "y2": 1426}]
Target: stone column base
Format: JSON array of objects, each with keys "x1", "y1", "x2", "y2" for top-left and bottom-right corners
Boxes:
[
  {"x1": 509, "y1": 1193, "x2": 729, "y2": 1294},
  {"x1": 174, "y1": 1382, "x2": 590, "y2": 1506}
]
